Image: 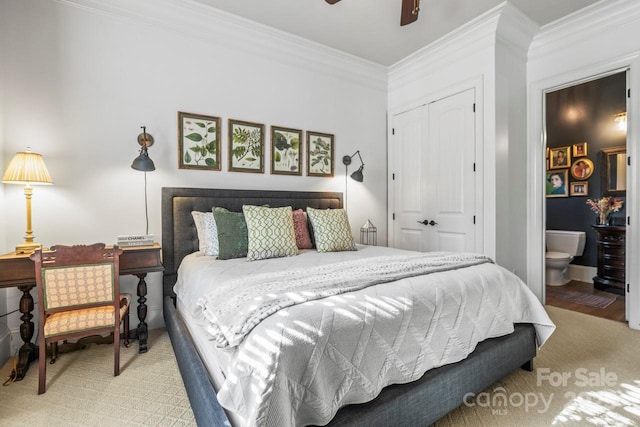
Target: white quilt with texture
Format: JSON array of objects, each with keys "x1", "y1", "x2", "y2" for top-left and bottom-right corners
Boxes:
[{"x1": 176, "y1": 246, "x2": 555, "y2": 427}]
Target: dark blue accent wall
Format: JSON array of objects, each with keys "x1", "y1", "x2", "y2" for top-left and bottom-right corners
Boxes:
[{"x1": 545, "y1": 72, "x2": 627, "y2": 267}]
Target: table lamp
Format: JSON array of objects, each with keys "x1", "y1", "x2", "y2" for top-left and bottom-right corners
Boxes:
[{"x1": 2, "y1": 148, "x2": 53, "y2": 253}]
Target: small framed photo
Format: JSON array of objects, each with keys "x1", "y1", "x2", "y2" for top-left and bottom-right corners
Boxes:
[
  {"x1": 570, "y1": 182, "x2": 589, "y2": 196},
  {"x1": 573, "y1": 142, "x2": 588, "y2": 157},
  {"x1": 549, "y1": 146, "x2": 571, "y2": 169},
  {"x1": 546, "y1": 170, "x2": 569, "y2": 198},
  {"x1": 570, "y1": 158, "x2": 594, "y2": 180},
  {"x1": 307, "y1": 131, "x2": 334, "y2": 177},
  {"x1": 228, "y1": 119, "x2": 265, "y2": 173},
  {"x1": 271, "y1": 126, "x2": 303, "y2": 175},
  {"x1": 178, "y1": 112, "x2": 221, "y2": 170}
]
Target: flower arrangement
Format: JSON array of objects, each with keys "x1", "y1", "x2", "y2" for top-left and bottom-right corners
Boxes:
[{"x1": 586, "y1": 196, "x2": 624, "y2": 225}]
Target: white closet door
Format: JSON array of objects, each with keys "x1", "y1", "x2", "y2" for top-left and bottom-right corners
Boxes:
[{"x1": 392, "y1": 88, "x2": 477, "y2": 253}]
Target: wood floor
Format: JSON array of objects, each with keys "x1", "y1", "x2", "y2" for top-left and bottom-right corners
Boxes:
[{"x1": 545, "y1": 280, "x2": 626, "y2": 322}]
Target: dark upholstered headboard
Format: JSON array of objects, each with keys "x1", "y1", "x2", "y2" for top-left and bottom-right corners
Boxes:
[{"x1": 161, "y1": 187, "x2": 343, "y2": 297}]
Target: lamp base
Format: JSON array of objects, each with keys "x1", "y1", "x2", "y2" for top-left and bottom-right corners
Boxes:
[{"x1": 15, "y1": 241, "x2": 42, "y2": 255}]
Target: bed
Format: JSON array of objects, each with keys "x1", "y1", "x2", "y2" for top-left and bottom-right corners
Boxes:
[{"x1": 161, "y1": 187, "x2": 554, "y2": 427}]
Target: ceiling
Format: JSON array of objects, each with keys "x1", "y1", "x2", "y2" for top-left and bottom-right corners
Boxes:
[{"x1": 192, "y1": 0, "x2": 601, "y2": 66}]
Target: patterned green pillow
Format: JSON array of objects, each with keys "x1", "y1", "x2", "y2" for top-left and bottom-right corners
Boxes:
[
  {"x1": 242, "y1": 205, "x2": 299, "y2": 261},
  {"x1": 306, "y1": 207, "x2": 357, "y2": 252},
  {"x1": 212, "y1": 207, "x2": 248, "y2": 260}
]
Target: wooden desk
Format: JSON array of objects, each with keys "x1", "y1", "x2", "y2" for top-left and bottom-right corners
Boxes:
[{"x1": 0, "y1": 243, "x2": 163, "y2": 380}]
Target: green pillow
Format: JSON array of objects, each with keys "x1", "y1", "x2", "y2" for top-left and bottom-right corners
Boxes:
[
  {"x1": 243, "y1": 205, "x2": 299, "y2": 261},
  {"x1": 212, "y1": 207, "x2": 248, "y2": 260},
  {"x1": 306, "y1": 207, "x2": 357, "y2": 252}
]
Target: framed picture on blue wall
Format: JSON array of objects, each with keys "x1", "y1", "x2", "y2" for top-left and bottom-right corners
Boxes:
[
  {"x1": 549, "y1": 146, "x2": 571, "y2": 169},
  {"x1": 570, "y1": 182, "x2": 589, "y2": 196},
  {"x1": 546, "y1": 169, "x2": 569, "y2": 198}
]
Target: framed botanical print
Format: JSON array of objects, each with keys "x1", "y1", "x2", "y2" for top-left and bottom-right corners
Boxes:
[
  {"x1": 570, "y1": 182, "x2": 589, "y2": 196},
  {"x1": 306, "y1": 131, "x2": 334, "y2": 177},
  {"x1": 573, "y1": 142, "x2": 588, "y2": 157},
  {"x1": 546, "y1": 169, "x2": 569, "y2": 198},
  {"x1": 271, "y1": 126, "x2": 303, "y2": 176},
  {"x1": 228, "y1": 119, "x2": 265, "y2": 173},
  {"x1": 178, "y1": 112, "x2": 221, "y2": 170},
  {"x1": 549, "y1": 146, "x2": 571, "y2": 170}
]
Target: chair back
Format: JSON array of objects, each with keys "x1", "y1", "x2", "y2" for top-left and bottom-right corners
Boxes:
[{"x1": 32, "y1": 244, "x2": 123, "y2": 315}]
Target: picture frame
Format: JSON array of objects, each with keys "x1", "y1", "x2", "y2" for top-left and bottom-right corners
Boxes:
[
  {"x1": 228, "y1": 119, "x2": 265, "y2": 173},
  {"x1": 271, "y1": 126, "x2": 303, "y2": 176},
  {"x1": 546, "y1": 169, "x2": 569, "y2": 198},
  {"x1": 573, "y1": 142, "x2": 588, "y2": 157},
  {"x1": 570, "y1": 182, "x2": 589, "y2": 196},
  {"x1": 570, "y1": 158, "x2": 594, "y2": 180},
  {"x1": 549, "y1": 146, "x2": 571, "y2": 170},
  {"x1": 306, "y1": 131, "x2": 334, "y2": 177},
  {"x1": 178, "y1": 112, "x2": 221, "y2": 170}
]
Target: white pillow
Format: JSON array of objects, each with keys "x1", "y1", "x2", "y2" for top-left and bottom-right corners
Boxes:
[
  {"x1": 306, "y1": 207, "x2": 356, "y2": 252},
  {"x1": 191, "y1": 211, "x2": 219, "y2": 256}
]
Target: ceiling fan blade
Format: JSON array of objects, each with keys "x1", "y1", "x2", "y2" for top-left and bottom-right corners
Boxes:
[
  {"x1": 400, "y1": 0, "x2": 419, "y2": 26},
  {"x1": 325, "y1": 0, "x2": 341, "y2": 4}
]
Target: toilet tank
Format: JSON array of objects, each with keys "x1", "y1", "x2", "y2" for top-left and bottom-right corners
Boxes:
[{"x1": 546, "y1": 230, "x2": 586, "y2": 256}]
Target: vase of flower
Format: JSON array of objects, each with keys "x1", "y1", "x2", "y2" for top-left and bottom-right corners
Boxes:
[{"x1": 587, "y1": 197, "x2": 623, "y2": 226}]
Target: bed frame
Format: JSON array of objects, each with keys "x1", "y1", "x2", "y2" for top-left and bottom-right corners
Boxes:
[{"x1": 161, "y1": 187, "x2": 536, "y2": 426}]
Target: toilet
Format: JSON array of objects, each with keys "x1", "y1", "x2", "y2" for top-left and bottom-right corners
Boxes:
[{"x1": 545, "y1": 230, "x2": 586, "y2": 286}]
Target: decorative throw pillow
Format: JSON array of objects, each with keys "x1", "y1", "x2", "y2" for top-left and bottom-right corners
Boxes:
[
  {"x1": 243, "y1": 205, "x2": 299, "y2": 261},
  {"x1": 191, "y1": 211, "x2": 219, "y2": 256},
  {"x1": 212, "y1": 207, "x2": 249, "y2": 260},
  {"x1": 292, "y1": 209, "x2": 313, "y2": 249},
  {"x1": 306, "y1": 207, "x2": 357, "y2": 252}
]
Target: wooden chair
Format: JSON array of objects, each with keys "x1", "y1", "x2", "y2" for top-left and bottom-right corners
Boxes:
[{"x1": 30, "y1": 243, "x2": 131, "y2": 394}]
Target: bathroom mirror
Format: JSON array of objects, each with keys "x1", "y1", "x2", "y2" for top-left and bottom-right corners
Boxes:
[{"x1": 601, "y1": 146, "x2": 626, "y2": 196}]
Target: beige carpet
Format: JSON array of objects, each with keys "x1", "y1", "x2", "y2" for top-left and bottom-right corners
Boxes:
[
  {"x1": 1, "y1": 306, "x2": 639, "y2": 426},
  {"x1": 435, "y1": 306, "x2": 640, "y2": 426},
  {"x1": 0, "y1": 329, "x2": 195, "y2": 426}
]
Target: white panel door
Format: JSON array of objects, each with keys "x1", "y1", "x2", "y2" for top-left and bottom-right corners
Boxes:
[
  {"x1": 392, "y1": 104, "x2": 429, "y2": 252},
  {"x1": 392, "y1": 88, "x2": 476, "y2": 253}
]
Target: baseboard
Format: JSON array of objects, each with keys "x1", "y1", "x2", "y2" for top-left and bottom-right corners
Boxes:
[
  {"x1": 568, "y1": 264, "x2": 596, "y2": 283},
  {"x1": 0, "y1": 326, "x2": 11, "y2": 368}
]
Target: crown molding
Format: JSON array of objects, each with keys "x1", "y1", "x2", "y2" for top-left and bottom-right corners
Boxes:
[
  {"x1": 529, "y1": 0, "x2": 640, "y2": 60},
  {"x1": 54, "y1": 0, "x2": 388, "y2": 92},
  {"x1": 388, "y1": 4, "x2": 503, "y2": 91},
  {"x1": 496, "y1": 2, "x2": 538, "y2": 59}
]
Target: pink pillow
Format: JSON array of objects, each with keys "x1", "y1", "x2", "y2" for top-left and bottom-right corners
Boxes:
[{"x1": 292, "y1": 209, "x2": 313, "y2": 249}]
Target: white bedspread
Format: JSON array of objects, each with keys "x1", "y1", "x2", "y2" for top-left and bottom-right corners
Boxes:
[{"x1": 175, "y1": 246, "x2": 555, "y2": 427}]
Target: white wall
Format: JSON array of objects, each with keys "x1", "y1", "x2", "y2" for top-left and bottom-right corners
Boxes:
[
  {"x1": 0, "y1": 0, "x2": 388, "y2": 364},
  {"x1": 526, "y1": 0, "x2": 640, "y2": 329}
]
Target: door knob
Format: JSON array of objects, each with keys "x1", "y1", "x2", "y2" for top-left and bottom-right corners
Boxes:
[{"x1": 417, "y1": 219, "x2": 438, "y2": 226}]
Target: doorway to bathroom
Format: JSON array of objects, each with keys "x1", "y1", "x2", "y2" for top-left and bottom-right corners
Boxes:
[{"x1": 544, "y1": 70, "x2": 628, "y2": 323}]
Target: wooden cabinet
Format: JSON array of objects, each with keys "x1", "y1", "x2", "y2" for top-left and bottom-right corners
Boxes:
[{"x1": 592, "y1": 225, "x2": 625, "y2": 294}]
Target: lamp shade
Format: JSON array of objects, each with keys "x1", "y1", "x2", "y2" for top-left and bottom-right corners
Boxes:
[
  {"x1": 131, "y1": 148, "x2": 156, "y2": 171},
  {"x1": 350, "y1": 165, "x2": 364, "y2": 182},
  {"x1": 2, "y1": 150, "x2": 53, "y2": 185}
]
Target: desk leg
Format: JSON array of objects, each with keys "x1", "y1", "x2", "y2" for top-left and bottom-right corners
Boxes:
[
  {"x1": 16, "y1": 285, "x2": 37, "y2": 381},
  {"x1": 135, "y1": 273, "x2": 148, "y2": 353}
]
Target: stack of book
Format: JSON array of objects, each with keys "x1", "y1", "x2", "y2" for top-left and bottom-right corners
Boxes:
[{"x1": 116, "y1": 234, "x2": 155, "y2": 247}]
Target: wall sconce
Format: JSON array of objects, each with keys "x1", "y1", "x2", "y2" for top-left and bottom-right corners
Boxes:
[
  {"x1": 131, "y1": 126, "x2": 155, "y2": 235},
  {"x1": 2, "y1": 148, "x2": 54, "y2": 253},
  {"x1": 342, "y1": 150, "x2": 364, "y2": 182},
  {"x1": 342, "y1": 150, "x2": 365, "y2": 211},
  {"x1": 614, "y1": 112, "x2": 627, "y2": 132},
  {"x1": 360, "y1": 219, "x2": 377, "y2": 246}
]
